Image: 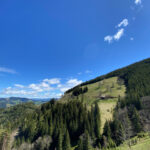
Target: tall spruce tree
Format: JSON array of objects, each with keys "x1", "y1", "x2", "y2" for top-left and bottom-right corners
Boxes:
[
  {"x1": 103, "y1": 121, "x2": 111, "y2": 138},
  {"x1": 132, "y1": 107, "x2": 142, "y2": 133},
  {"x1": 94, "y1": 103, "x2": 101, "y2": 139},
  {"x1": 57, "y1": 129, "x2": 63, "y2": 150},
  {"x1": 83, "y1": 131, "x2": 92, "y2": 150},
  {"x1": 77, "y1": 139, "x2": 83, "y2": 150},
  {"x1": 63, "y1": 130, "x2": 71, "y2": 150}
]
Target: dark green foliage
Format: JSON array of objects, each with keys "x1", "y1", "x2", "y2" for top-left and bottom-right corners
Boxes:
[
  {"x1": 102, "y1": 121, "x2": 116, "y2": 148},
  {"x1": 0, "y1": 102, "x2": 37, "y2": 131},
  {"x1": 83, "y1": 131, "x2": 92, "y2": 150},
  {"x1": 76, "y1": 131, "x2": 92, "y2": 150},
  {"x1": 76, "y1": 139, "x2": 83, "y2": 150},
  {"x1": 63, "y1": 130, "x2": 71, "y2": 150},
  {"x1": 83, "y1": 87, "x2": 88, "y2": 93},
  {"x1": 110, "y1": 119, "x2": 125, "y2": 145},
  {"x1": 72, "y1": 87, "x2": 83, "y2": 96},
  {"x1": 93, "y1": 103, "x2": 101, "y2": 138},
  {"x1": 103, "y1": 121, "x2": 111, "y2": 138},
  {"x1": 17, "y1": 100, "x2": 101, "y2": 149},
  {"x1": 129, "y1": 106, "x2": 142, "y2": 133},
  {"x1": 57, "y1": 129, "x2": 63, "y2": 150},
  {"x1": 72, "y1": 87, "x2": 88, "y2": 97}
]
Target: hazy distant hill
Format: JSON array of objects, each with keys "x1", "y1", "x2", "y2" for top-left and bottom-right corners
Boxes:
[{"x1": 0, "y1": 97, "x2": 49, "y2": 108}]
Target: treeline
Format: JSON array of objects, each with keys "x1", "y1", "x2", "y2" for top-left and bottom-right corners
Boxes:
[{"x1": 14, "y1": 100, "x2": 101, "y2": 149}]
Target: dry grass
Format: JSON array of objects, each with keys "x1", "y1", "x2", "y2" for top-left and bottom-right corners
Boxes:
[{"x1": 98, "y1": 99, "x2": 117, "y2": 131}]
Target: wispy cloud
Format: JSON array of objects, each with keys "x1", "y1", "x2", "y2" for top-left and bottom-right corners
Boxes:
[
  {"x1": 0, "y1": 67, "x2": 17, "y2": 74},
  {"x1": 104, "y1": 36, "x2": 113, "y2": 43},
  {"x1": 104, "y1": 19, "x2": 128, "y2": 43},
  {"x1": 117, "y1": 19, "x2": 129, "y2": 28},
  {"x1": 14, "y1": 84, "x2": 24, "y2": 88},
  {"x1": 43, "y1": 78, "x2": 60, "y2": 84},
  {"x1": 104, "y1": 28, "x2": 124, "y2": 43},
  {"x1": 58, "y1": 78, "x2": 82, "y2": 92},
  {"x1": 114, "y1": 28, "x2": 124, "y2": 40}
]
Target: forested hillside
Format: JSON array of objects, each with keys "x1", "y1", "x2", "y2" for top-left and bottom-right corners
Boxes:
[
  {"x1": 2, "y1": 58, "x2": 150, "y2": 150},
  {"x1": 67, "y1": 58, "x2": 150, "y2": 104},
  {"x1": 0, "y1": 102, "x2": 37, "y2": 149}
]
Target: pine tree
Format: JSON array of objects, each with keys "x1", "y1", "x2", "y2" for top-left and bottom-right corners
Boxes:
[
  {"x1": 57, "y1": 129, "x2": 63, "y2": 150},
  {"x1": 132, "y1": 107, "x2": 142, "y2": 133},
  {"x1": 77, "y1": 139, "x2": 83, "y2": 150},
  {"x1": 83, "y1": 131, "x2": 92, "y2": 150},
  {"x1": 94, "y1": 103, "x2": 101, "y2": 139},
  {"x1": 111, "y1": 119, "x2": 125, "y2": 145},
  {"x1": 63, "y1": 130, "x2": 71, "y2": 150},
  {"x1": 103, "y1": 121, "x2": 111, "y2": 138},
  {"x1": 49, "y1": 116, "x2": 53, "y2": 136}
]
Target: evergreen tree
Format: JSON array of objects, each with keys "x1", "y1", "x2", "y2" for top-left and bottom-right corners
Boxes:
[
  {"x1": 94, "y1": 103, "x2": 101, "y2": 139},
  {"x1": 103, "y1": 121, "x2": 111, "y2": 138},
  {"x1": 111, "y1": 119, "x2": 125, "y2": 145},
  {"x1": 63, "y1": 130, "x2": 71, "y2": 150},
  {"x1": 57, "y1": 129, "x2": 63, "y2": 150},
  {"x1": 77, "y1": 139, "x2": 83, "y2": 150},
  {"x1": 49, "y1": 116, "x2": 53, "y2": 136},
  {"x1": 132, "y1": 107, "x2": 142, "y2": 133},
  {"x1": 83, "y1": 131, "x2": 92, "y2": 150}
]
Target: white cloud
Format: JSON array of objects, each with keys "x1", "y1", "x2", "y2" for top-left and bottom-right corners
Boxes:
[
  {"x1": 2, "y1": 88, "x2": 36, "y2": 95},
  {"x1": 114, "y1": 28, "x2": 124, "y2": 40},
  {"x1": 104, "y1": 18, "x2": 129, "y2": 44},
  {"x1": 117, "y1": 19, "x2": 129, "y2": 28},
  {"x1": 104, "y1": 36, "x2": 113, "y2": 43},
  {"x1": 29, "y1": 83, "x2": 43, "y2": 92},
  {"x1": 104, "y1": 28, "x2": 124, "y2": 43},
  {"x1": 60, "y1": 87, "x2": 70, "y2": 92},
  {"x1": 0, "y1": 67, "x2": 16, "y2": 74},
  {"x1": 67, "y1": 79, "x2": 82, "y2": 86},
  {"x1": 57, "y1": 78, "x2": 83, "y2": 92},
  {"x1": 135, "y1": 0, "x2": 142, "y2": 5},
  {"x1": 29, "y1": 82, "x2": 53, "y2": 92},
  {"x1": 43, "y1": 78, "x2": 60, "y2": 84},
  {"x1": 1, "y1": 77, "x2": 82, "y2": 98}
]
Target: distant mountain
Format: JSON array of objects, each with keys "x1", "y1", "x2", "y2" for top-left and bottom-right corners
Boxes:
[{"x1": 0, "y1": 97, "x2": 49, "y2": 108}]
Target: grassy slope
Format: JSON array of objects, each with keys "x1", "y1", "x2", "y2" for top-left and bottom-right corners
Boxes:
[
  {"x1": 116, "y1": 135, "x2": 150, "y2": 150},
  {"x1": 61, "y1": 77, "x2": 126, "y2": 130}
]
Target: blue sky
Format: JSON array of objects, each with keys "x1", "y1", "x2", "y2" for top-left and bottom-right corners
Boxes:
[{"x1": 0, "y1": 0, "x2": 150, "y2": 98}]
